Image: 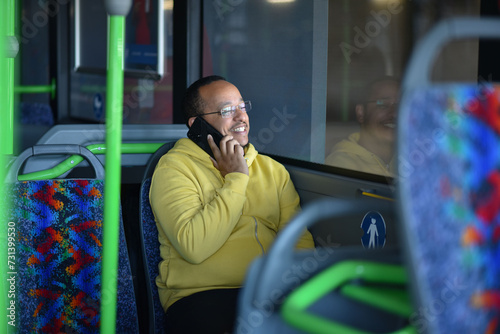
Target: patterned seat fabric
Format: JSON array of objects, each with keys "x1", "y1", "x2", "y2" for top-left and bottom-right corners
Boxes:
[
  {"x1": 399, "y1": 83, "x2": 500, "y2": 333},
  {"x1": 138, "y1": 141, "x2": 175, "y2": 333},
  {"x1": 8, "y1": 179, "x2": 139, "y2": 333},
  {"x1": 140, "y1": 178, "x2": 164, "y2": 333}
]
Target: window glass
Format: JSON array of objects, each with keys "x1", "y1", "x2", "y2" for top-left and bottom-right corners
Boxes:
[
  {"x1": 203, "y1": 0, "x2": 328, "y2": 162},
  {"x1": 18, "y1": 0, "x2": 53, "y2": 154},
  {"x1": 69, "y1": 0, "x2": 174, "y2": 124},
  {"x1": 325, "y1": 1, "x2": 410, "y2": 179},
  {"x1": 324, "y1": 0, "x2": 480, "y2": 179},
  {"x1": 202, "y1": 0, "x2": 481, "y2": 179}
]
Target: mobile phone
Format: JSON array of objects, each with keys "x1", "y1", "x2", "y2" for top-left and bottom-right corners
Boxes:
[{"x1": 187, "y1": 116, "x2": 224, "y2": 159}]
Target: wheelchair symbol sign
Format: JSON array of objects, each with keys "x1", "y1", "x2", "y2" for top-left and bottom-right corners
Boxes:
[{"x1": 360, "y1": 211, "x2": 386, "y2": 248}]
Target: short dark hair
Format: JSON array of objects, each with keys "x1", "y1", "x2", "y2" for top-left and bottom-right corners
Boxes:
[
  {"x1": 182, "y1": 75, "x2": 226, "y2": 126},
  {"x1": 360, "y1": 75, "x2": 400, "y2": 104}
]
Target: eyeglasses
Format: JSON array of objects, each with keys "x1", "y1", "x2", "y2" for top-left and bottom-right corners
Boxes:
[
  {"x1": 199, "y1": 101, "x2": 252, "y2": 118},
  {"x1": 366, "y1": 98, "x2": 399, "y2": 110}
]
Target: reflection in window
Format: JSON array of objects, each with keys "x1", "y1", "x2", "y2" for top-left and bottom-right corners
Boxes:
[
  {"x1": 325, "y1": 1, "x2": 410, "y2": 178},
  {"x1": 325, "y1": 76, "x2": 399, "y2": 177},
  {"x1": 325, "y1": 0, "x2": 480, "y2": 178}
]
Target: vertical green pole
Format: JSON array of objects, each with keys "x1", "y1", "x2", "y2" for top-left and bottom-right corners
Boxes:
[
  {"x1": 3, "y1": 0, "x2": 15, "y2": 156},
  {"x1": 1, "y1": 0, "x2": 16, "y2": 332},
  {"x1": 1, "y1": 0, "x2": 15, "y2": 156},
  {"x1": 0, "y1": 1, "x2": 7, "y2": 332},
  {"x1": 100, "y1": 15, "x2": 125, "y2": 334},
  {"x1": 101, "y1": 0, "x2": 131, "y2": 331}
]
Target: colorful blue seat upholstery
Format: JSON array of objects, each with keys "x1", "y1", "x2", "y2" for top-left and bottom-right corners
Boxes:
[
  {"x1": 138, "y1": 142, "x2": 175, "y2": 334},
  {"x1": 397, "y1": 18, "x2": 500, "y2": 334},
  {"x1": 5, "y1": 145, "x2": 139, "y2": 333}
]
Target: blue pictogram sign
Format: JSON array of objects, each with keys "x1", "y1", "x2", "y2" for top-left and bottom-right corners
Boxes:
[
  {"x1": 360, "y1": 211, "x2": 386, "y2": 249},
  {"x1": 93, "y1": 93, "x2": 104, "y2": 120}
]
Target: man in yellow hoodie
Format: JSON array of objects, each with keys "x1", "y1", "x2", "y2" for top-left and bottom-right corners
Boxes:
[
  {"x1": 325, "y1": 76, "x2": 400, "y2": 177},
  {"x1": 149, "y1": 75, "x2": 314, "y2": 333}
]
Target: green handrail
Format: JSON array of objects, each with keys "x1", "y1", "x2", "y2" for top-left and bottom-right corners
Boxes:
[
  {"x1": 101, "y1": 0, "x2": 130, "y2": 329},
  {"x1": 87, "y1": 142, "x2": 164, "y2": 155},
  {"x1": 14, "y1": 78, "x2": 57, "y2": 99},
  {"x1": 281, "y1": 261, "x2": 416, "y2": 334},
  {"x1": 1, "y1": 0, "x2": 15, "y2": 157},
  {"x1": 101, "y1": 15, "x2": 124, "y2": 334},
  {"x1": 0, "y1": 3, "x2": 6, "y2": 332},
  {"x1": 1, "y1": 0, "x2": 16, "y2": 332},
  {"x1": 16, "y1": 143, "x2": 164, "y2": 181}
]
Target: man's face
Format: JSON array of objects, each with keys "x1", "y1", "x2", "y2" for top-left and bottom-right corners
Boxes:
[
  {"x1": 196, "y1": 80, "x2": 250, "y2": 147},
  {"x1": 356, "y1": 80, "x2": 399, "y2": 145}
]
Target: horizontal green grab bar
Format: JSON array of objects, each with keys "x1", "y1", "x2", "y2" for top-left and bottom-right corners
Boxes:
[
  {"x1": 15, "y1": 78, "x2": 56, "y2": 99},
  {"x1": 87, "y1": 143, "x2": 165, "y2": 155},
  {"x1": 281, "y1": 260, "x2": 415, "y2": 334},
  {"x1": 17, "y1": 142, "x2": 165, "y2": 181},
  {"x1": 340, "y1": 284, "x2": 412, "y2": 318}
]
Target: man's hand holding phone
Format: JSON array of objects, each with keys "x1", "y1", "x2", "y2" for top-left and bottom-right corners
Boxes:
[{"x1": 208, "y1": 134, "x2": 249, "y2": 177}]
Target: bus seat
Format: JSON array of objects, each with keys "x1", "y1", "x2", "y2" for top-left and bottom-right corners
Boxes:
[
  {"x1": 235, "y1": 198, "x2": 412, "y2": 334},
  {"x1": 139, "y1": 142, "x2": 176, "y2": 334},
  {"x1": 4, "y1": 144, "x2": 139, "y2": 333},
  {"x1": 397, "y1": 18, "x2": 500, "y2": 334}
]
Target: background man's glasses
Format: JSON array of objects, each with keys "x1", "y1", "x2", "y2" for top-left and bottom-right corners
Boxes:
[{"x1": 366, "y1": 98, "x2": 399, "y2": 110}]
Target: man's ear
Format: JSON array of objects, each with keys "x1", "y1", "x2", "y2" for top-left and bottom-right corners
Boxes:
[
  {"x1": 355, "y1": 104, "x2": 365, "y2": 124},
  {"x1": 188, "y1": 116, "x2": 197, "y2": 128}
]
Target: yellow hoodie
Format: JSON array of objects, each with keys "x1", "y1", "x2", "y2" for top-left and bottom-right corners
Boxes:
[
  {"x1": 149, "y1": 138, "x2": 314, "y2": 311},
  {"x1": 325, "y1": 132, "x2": 395, "y2": 177}
]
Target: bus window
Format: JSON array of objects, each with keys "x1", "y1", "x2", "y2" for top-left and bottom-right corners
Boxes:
[
  {"x1": 203, "y1": 0, "x2": 327, "y2": 163},
  {"x1": 14, "y1": 0, "x2": 497, "y2": 181},
  {"x1": 200, "y1": 0, "x2": 485, "y2": 181},
  {"x1": 69, "y1": 0, "x2": 174, "y2": 125},
  {"x1": 17, "y1": 0, "x2": 54, "y2": 154}
]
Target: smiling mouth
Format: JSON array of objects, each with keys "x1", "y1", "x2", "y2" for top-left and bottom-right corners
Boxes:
[{"x1": 231, "y1": 124, "x2": 247, "y2": 133}]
